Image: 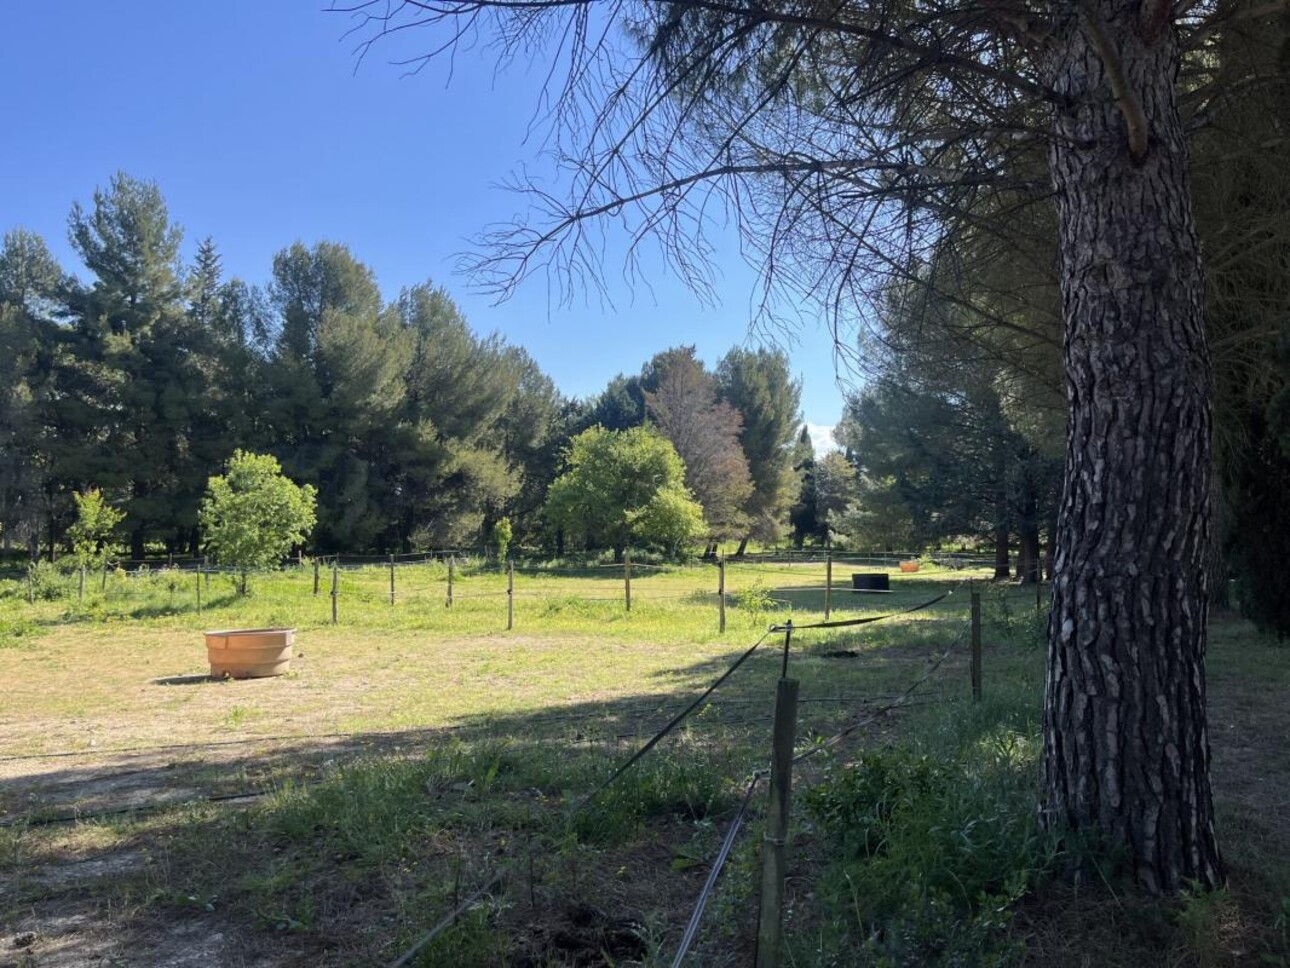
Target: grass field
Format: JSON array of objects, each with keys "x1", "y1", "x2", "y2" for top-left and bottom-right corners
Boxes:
[{"x1": 0, "y1": 560, "x2": 1286, "y2": 966}]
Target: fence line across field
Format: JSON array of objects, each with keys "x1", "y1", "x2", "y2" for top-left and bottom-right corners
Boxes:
[
  {"x1": 60, "y1": 555, "x2": 993, "y2": 642},
  {"x1": 8, "y1": 582, "x2": 980, "y2": 965}
]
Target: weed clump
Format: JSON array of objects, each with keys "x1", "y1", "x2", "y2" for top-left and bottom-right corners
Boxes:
[{"x1": 802, "y1": 732, "x2": 1051, "y2": 965}]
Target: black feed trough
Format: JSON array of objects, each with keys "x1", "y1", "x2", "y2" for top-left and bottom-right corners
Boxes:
[{"x1": 851, "y1": 572, "x2": 891, "y2": 593}]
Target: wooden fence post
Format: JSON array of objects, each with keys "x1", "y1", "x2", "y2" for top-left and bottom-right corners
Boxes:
[
  {"x1": 718, "y1": 556, "x2": 727, "y2": 633},
  {"x1": 331, "y1": 558, "x2": 339, "y2": 626},
  {"x1": 756, "y1": 677, "x2": 800, "y2": 968},
  {"x1": 389, "y1": 554, "x2": 396, "y2": 606},
  {"x1": 971, "y1": 589, "x2": 982, "y2": 701},
  {"x1": 624, "y1": 549, "x2": 632, "y2": 612},
  {"x1": 313, "y1": 558, "x2": 320, "y2": 597},
  {"x1": 507, "y1": 560, "x2": 515, "y2": 630},
  {"x1": 78, "y1": 565, "x2": 85, "y2": 601},
  {"x1": 447, "y1": 555, "x2": 455, "y2": 608},
  {"x1": 196, "y1": 569, "x2": 202, "y2": 615},
  {"x1": 825, "y1": 551, "x2": 833, "y2": 621}
]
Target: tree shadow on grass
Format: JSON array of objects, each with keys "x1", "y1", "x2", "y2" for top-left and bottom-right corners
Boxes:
[{"x1": 0, "y1": 620, "x2": 974, "y2": 967}]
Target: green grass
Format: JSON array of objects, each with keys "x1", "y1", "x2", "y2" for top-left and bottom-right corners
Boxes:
[
  {"x1": 0, "y1": 563, "x2": 1285, "y2": 967},
  {"x1": 0, "y1": 558, "x2": 977, "y2": 755}
]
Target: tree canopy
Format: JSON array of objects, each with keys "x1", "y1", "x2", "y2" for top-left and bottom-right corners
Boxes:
[
  {"x1": 200, "y1": 451, "x2": 317, "y2": 595},
  {"x1": 544, "y1": 426, "x2": 705, "y2": 557}
]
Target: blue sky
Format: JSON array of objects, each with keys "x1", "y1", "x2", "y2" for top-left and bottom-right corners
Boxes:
[{"x1": 0, "y1": 1, "x2": 848, "y2": 449}]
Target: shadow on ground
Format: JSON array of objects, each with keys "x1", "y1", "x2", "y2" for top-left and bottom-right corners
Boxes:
[{"x1": 0, "y1": 628, "x2": 972, "y2": 967}]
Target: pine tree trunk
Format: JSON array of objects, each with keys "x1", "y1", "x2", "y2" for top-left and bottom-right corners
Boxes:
[
  {"x1": 993, "y1": 525, "x2": 1010, "y2": 580},
  {"x1": 1020, "y1": 528, "x2": 1041, "y2": 585},
  {"x1": 1043, "y1": 0, "x2": 1222, "y2": 892}
]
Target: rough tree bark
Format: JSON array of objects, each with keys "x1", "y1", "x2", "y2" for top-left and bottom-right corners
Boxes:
[{"x1": 1042, "y1": 0, "x2": 1222, "y2": 891}]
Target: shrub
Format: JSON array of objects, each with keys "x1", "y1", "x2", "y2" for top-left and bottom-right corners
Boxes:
[
  {"x1": 803, "y1": 741, "x2": 1053, "y2": 965},
  {"x1": 25, "y1": 560, "x2": 72, "y2": 601},
  {"x1": 200, "y1": 451, "x2": 317, "y2": 595}
]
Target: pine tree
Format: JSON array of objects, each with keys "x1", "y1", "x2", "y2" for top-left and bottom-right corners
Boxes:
[{"x1": 716, "y1": 347, "x2": 802, "y2": 548}]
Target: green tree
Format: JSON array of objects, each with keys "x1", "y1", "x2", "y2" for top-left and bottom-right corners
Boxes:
[
  {"x1": 581, "y1": 374, "x2": 646, "y2": 432},
  {"x1": 200, "y1": 451, "x2": 317, "y2": 595},
  {"x1": 716, "y1": 348, "x2": 803, "y2": 549},
  {"x1": 1191, "y1": 5, "x2": 1290, "y2": 631},
  {"x1": 62, "y1": 173, "x2": 207, "y2": 558},
  {"x1": 788, "y1": 425, "x2": 818, "y2": 548},
  {"x1": 67, "y1": 488, "x2": 124, "y2": 569},
  {"x1": 811, "y1": 452, "x2": 860, "y2": 548},
  {"x1": 0, "y1": 228, "x2": 63, "y2": 557},
  {"x1": 632, "y1": 482, "x2": 707, "y2": 557},
  {"x1": 392, "y1": 282, "x2": 524, "y2": 548},
  {"x1": 545, "y1": 426, "x2": 705, "y2": 559},
  {"x1": 497, "y1": 350, "x2": 571, "y2": 543},
  {"x1": 265, "y1": 243, "x2": 414, "y2": 550}
]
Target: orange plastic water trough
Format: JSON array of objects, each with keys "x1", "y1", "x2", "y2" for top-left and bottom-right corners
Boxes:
[{"x1": 204, "y1": 628, "x2": 295, "y2": 679}]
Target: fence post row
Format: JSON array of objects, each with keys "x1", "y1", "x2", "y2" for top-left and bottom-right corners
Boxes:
[
  {"x1": 970, "y1": 588, "x2": 982, "y2": 701},
  {"x1": 718, "y1": 556, "x2": 726, "y2": 633},
  {"x1": 756, "y1": 675, "x2": 800, "y2": 968}
]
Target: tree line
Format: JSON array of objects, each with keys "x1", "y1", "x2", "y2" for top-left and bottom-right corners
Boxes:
[{"x1": 0, "y1": 176, "x2": 804, "y2": 562}]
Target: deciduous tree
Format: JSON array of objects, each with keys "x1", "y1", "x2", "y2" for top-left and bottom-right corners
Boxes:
[
  {"x1": 67, "y1": 488, "x2": 124, "y2": 570},
  {"x1": 545, "y1": 425, "x2": 705, "y2": 558},
  {"x1": 200, "y1": 450, "x2": 317, "y2": 595}
]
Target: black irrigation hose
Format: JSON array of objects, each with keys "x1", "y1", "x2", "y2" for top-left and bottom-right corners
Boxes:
[
  {"x1": 769, "y1": 587, "x2": 958, "y2": 632},
  {"x1": 670, "y1": 772, "x2": 764, "y2": 967}
]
